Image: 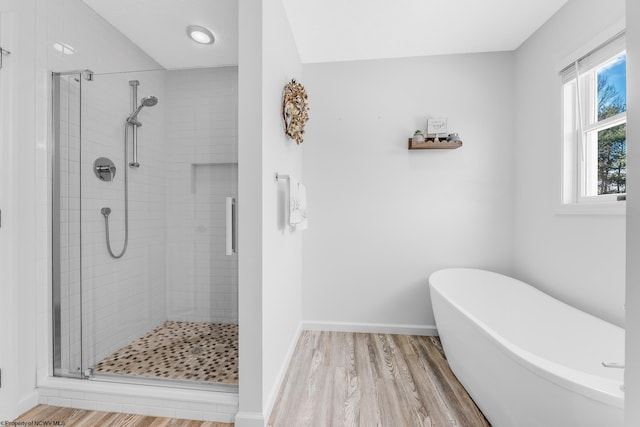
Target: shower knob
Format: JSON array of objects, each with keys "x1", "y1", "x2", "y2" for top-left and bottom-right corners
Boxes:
[
  {"x1": 94, "y1": 157, "x2": 116, "y2": 182},
  {"x1": 101, "y1": 207, "x2": 111, "y2": 216}
]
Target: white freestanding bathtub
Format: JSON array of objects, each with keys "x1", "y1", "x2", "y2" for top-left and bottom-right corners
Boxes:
[{"x1": 429, "y1": 268, "x2": 624, "y2": 427}]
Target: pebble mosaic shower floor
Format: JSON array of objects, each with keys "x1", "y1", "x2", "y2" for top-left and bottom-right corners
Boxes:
[{"x1": 93, "y1": 321, "x2": 238, "y2": 384}]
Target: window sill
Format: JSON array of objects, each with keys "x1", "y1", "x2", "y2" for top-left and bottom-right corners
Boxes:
[{"x1": 555, "y1": 200, "x2": 626, "y2": 216}]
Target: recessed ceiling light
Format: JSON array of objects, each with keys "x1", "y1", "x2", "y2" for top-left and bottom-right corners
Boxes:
[{"x1": 186, "y1": 25, "x2": 215, "y2": 45}]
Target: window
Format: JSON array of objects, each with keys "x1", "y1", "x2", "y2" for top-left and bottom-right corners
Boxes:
[{"x1": 561, "y1": 32, "x2": 626, "y2": 208}]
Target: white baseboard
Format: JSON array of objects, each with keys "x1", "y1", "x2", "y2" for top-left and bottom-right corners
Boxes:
[
  {"x1": 302, "y1": 321, "x2": 438, "y2": 336},
  {"x1": 263, "y1": 322, "x2": 303, "y2": 423},
  {"x1": 13, "y1": 391, "x2": 39, "y2": 419},
  {"x1": 234, "y1": 411, "x2": 265, "y2": 427}
]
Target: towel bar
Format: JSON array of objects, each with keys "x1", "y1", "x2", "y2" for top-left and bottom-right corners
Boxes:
[{"x1": 0, "y1": 46, "x2": 10, "y2": 70}]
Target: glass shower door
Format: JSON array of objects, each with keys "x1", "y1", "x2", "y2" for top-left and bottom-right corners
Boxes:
[
  {"x1": 52, "y1": 66, "x2": 239, "y2": 387},
  {"x1": 52, "y1": 72, "x2": 84, "y2": 378},
  {"x1": 78, "y1": 70, "x2": 168, "y2": 378}
]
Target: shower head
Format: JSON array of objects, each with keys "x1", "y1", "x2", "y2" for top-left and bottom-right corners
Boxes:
[
  {"x1": 127, "y1": 96, "x2": 159, "y2": 124},
  {"x1": 141, "y1": 96, "x2": 158, "y2": 107}
]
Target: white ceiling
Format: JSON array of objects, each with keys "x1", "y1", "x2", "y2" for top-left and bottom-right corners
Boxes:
[
  {"x1": 82, "y1": 0, "x2": 238, "y2": 69},
  {"x1": 82, "y1": 0, "x2": 568, "y2": 68},
  {"x1": 283, "y1": 0, "x2": 569, "y2": 63}
]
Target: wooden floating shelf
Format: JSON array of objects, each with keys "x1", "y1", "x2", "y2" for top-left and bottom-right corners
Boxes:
[{"x1": 408, "y1": 138, "x2": 463, "y2": 150}]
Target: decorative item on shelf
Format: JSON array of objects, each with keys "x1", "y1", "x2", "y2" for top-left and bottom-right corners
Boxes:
[
  {"x1": 427, "y1": 118, "x2": 447, "y2": 142},
  {"x1": 412, "y1": 130, "x2": 425, "y2": 143},
  {"x1": 282, "y1": 79, "x2": 310, "y2": 145},
  {"x1": 447, "y1": 133, "x2": 460, "y2": 142}
]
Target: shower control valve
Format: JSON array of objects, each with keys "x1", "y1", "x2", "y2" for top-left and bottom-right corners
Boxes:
[{"x1": 94, "y1": 157, "x2": 117, "y2": 182}]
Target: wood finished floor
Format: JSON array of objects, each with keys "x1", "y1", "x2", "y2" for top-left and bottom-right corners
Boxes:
[
  {"x1": 15, "y1": 405, "x2": 234, "y2": 427},
  {"x1": 268, "y1": 331, "x2": 490, "y2": 427}
]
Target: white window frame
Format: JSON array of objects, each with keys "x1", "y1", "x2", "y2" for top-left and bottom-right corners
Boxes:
[{"x1": 559, "y1": 30, "x2": 626, "y2": 215}]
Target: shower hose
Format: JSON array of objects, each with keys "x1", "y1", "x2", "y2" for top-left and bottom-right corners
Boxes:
[{"x1": 102, "y1": 121, "x2": 131, "y2": 259}]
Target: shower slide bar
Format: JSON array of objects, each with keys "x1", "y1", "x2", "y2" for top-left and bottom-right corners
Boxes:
[{"x1": 129, "y1": 80, "x2": 140, "y2": 168}]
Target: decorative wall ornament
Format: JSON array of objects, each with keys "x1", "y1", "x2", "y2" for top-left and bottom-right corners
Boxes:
[{"x1": 282, "y1": 79, "x2": 310, "y2": 144}]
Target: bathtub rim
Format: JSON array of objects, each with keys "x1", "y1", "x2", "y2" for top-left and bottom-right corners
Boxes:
[{"x1": 429, "y1": 268, "x2": 624, "y2": 410}]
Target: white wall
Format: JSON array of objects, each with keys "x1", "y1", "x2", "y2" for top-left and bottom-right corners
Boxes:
[
  {"x1": 512, "y1": 0, "x2": 626, "y2": 326},
  {"x1": 0, "y1": 0, "x2": 39, "y2": 419},
  {"x1": 45, "y1": 0, "x2": 161, "y2": 74},
  {"x1": 237, "y1": 0, "x2": 303, "y2": 425},
  {"x1": 301, "y1": 53, "x2": 515, "y2": 330},
  {"x1": 166, "y1": 67, "x2": 239, "y2": 324},
  {"x1": 237, "y1": 0, "x2": 264, "y2": 423},
  {"x1": 625, "y1": 0, "x2": 639, "y2": 424},
  {"x1": 261, "y1": 0, "x2": 303, "y2": 417}
]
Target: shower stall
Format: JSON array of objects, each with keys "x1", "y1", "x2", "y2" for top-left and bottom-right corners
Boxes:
[{"x1": 51, "y1": 66, "x2": 239, "y2": 389}]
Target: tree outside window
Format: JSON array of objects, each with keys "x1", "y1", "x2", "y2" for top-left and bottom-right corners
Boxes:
[{"x1": 596, "y1": 55, "x2": 626, "y2": 195}]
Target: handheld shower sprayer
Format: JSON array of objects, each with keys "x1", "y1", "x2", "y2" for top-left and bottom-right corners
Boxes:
[
  {"x1": 127, "y1": 95, "x2": 158, "y2": 168},
  {"x1": 126, "y1": 96, "x2": 159, "y2": 126}
]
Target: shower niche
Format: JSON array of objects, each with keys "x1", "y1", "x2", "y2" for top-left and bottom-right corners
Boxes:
[{"x1": 52, "y1": 66, "x2": 239, "y2": 388}]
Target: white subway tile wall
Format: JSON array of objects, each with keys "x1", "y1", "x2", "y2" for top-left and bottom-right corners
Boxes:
[
  {"x1": 166, "y1": 67, "x2": 238, "y2": 324},
  {"x1": 80, "y1": 70, "x2": 168, "y2": 367}
]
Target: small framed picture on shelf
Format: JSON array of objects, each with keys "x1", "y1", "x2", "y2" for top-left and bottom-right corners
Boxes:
[{"x1": 427, "y1": 118, "x2": 447, "y2": 136}]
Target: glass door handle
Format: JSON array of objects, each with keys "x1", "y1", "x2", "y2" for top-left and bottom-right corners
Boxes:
[{"x1": 226, "y1": 197, "x2": 236, "y2": 255}]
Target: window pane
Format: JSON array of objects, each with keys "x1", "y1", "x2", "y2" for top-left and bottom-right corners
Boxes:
[
  {"x1": 597, "y1": 53, "x2": 626, "y2": 120},
  {"x1": 597, "y1": 123, "x2": 626, "y2": 194}
]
